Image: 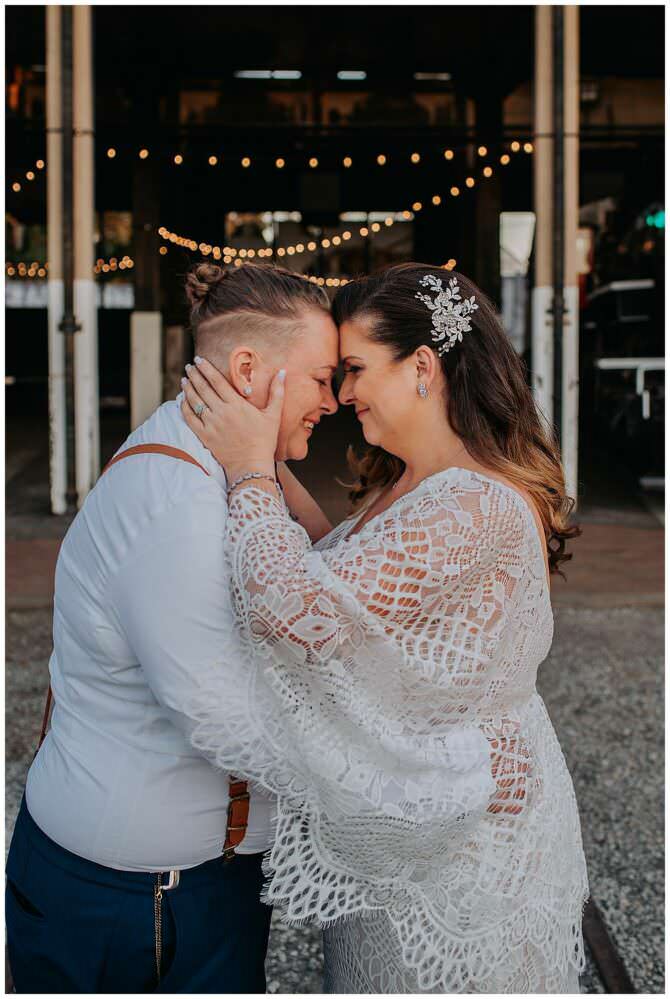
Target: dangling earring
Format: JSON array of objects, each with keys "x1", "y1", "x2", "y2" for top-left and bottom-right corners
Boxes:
[
  {"x1": 417, "y1": 381, "x2": 429, "y2": 398},
  {"x1": 243, "y1": 385, "x2": 252, "y2": 397}
]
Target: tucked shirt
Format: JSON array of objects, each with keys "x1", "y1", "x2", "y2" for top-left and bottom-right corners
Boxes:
[{"x1": 26, "y1": 396, "x2": 276, "y2": 872}]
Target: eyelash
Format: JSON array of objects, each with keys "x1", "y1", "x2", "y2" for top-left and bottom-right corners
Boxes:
[
  {"x1": 316, "y1": 379, "x2": 330, "y2": 387},
  {"x1": 344, "y1": 366, "x2": 361, "y2": 374}
]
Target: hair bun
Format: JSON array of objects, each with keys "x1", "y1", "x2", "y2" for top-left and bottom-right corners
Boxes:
[{"x1": 184, "y1": 263, "x2": 227, "y2": 307}]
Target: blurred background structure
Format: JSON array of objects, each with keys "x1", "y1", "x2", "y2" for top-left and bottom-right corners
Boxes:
[{"x1": 5, "y1": 5, "x2": 665, "y2": 993}]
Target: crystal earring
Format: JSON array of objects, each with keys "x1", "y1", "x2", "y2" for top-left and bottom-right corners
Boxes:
[
  {"x1": 243, "y1": 385, "x2": 252, "y2": 396},
  {"x1": 417, "y1": 381, "x2": 428, "y2": 398}
]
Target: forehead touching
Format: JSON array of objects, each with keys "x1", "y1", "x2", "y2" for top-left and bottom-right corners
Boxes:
[
  {"x1": 291, "y1": 307, "x2": 339, "y2": 370},
  {"x1": 338, "y1": 314, "x2": 379, "y2": 361}
]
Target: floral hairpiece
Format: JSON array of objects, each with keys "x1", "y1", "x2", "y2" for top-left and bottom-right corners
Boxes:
[{"x1": 415, "y1": 274, "x2": 479, "y2": 356}]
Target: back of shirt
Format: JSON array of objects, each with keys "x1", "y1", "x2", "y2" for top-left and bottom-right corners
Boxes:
[{"x1": 26, "y1": 399, "x2": 275, "y2": 871}]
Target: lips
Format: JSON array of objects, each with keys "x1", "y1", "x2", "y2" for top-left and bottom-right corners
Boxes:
[{"x1": 356, "y1": 408, "x2": 369, "y2": 419}]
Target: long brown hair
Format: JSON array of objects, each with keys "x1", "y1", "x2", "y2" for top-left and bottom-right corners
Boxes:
[{"x1": 332, "y1": 262, "x2": 580, "y2": 577}]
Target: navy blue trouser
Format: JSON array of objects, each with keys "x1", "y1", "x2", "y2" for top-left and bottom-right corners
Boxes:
[{"x1": 6, "y1": 797, "x2": 273, "y2": 993}]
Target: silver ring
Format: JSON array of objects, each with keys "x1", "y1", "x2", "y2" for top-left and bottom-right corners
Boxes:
[{"x1": 194, "y1": 402, "x2": 206, "y2": 417}]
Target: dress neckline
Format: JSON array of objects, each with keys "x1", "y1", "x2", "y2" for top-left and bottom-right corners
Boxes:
[{"x1": 344, "y1": 466, "x2": 552, "y2": 590}]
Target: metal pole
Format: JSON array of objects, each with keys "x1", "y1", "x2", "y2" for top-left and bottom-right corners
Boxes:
[
  {"x1": 59, "y1": 5, "x2": 79, "y2": 511},
  {"x1": 46, "y1": 6, "x2": 67, "y2": 514},
  {"x1": 531, "y1": 5, "x2": 554, "y2": 424},
  {"x1": 552, "y1": 5, "x2": 565, "y2": 443},
  {"x1": 562, "y1": 5, "x2": 580, "y2": 505},
  {"x1": 73, "y1": 4, "x2": 100, "y2": 502}
]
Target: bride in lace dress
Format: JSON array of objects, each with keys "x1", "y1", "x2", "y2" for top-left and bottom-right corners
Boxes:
[{"x1": 181, "y1": 262, "x2": 590, "y2": 993}]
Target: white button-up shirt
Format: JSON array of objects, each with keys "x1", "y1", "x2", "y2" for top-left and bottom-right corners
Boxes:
[{"x1": 26, "y1": 397, "x2": 276, "y2": 872}]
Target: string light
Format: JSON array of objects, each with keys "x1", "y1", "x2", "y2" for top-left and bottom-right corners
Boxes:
[
  {"x1": 309, "y1": 157, "x2": 319, "y2": 168},
  {"x1": 477, "y1": 146, "x2": 488, "y2": 157},
  {"x1": 444, "y1": 258, "x2": 457, "y2": 271},
  {"x1": 36, "y1": 160, "x2": 45, "y2": 169},
  {"x1": 523, "y1": 142, "x2": 534, "y2": 153},
  {"x1": 12, "y1": 182, "x2": 21, "y2": 192},
  {"x1": 7, "y1": 257, "x2": 135, "y2": 278},
  {"x1": 377, "y1": 154, "x2": 387, "y2": 166},
  {"x1": 500, "y1": 154, "x2": 510, "y2": 165},
  {"x1": 174, "y1": 154, "x2": 183, "y2": 165},
  {"x1": 139, "y1": 148, "x2": 149, "y2": 159},
  {"x1": 159, "y1": 246, "x2": 168, "y2": 255},
  {"x1": 26, "y1": 171, "x2": 35, "y2": 181},
  {"x1": 343, "y1": 156, "x2": 352, "y2": 168},
  {"x1": 511, "y1": 141, "x2": 521, "y2": 152},
  {"x1": 107, "y1": 148, "x2": 116, "y2": 158},
  {"x1": 157, "y1": 140, "x2": 530, "y2": 262},
  {"x1": 444, "y1": 149, "x2": 454, "y2": 160},
  {"x1": 241, "y1": 157, "x2": 251, "y2": 168},
  {"x1": 276, "y1": 158, "x2": 285, "y2": 168},
  {"x1": 411, "y1": 152, "x2": 421, "y2": 164},
  {"x1": 209, "y1": 155, "x2": 218, "y2": 166}
]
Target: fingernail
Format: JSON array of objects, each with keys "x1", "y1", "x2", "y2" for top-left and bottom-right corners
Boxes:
[
  {"x1": 181, "y1": 377, "x2": 187, "y2": 387},
  {"x1": 185, "y1": 363, "x2": 192, "y2": 372},
  {"x1": 278, "y1": 369, "x2": 286, "y2": 382},
  {"x1": 194, "y1": 356, "x2": 203, "y2": 365}
]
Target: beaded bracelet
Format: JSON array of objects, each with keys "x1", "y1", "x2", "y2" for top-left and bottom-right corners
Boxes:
[{"x1": 227, "y1": 471, "x2": 281, "y2": 495}]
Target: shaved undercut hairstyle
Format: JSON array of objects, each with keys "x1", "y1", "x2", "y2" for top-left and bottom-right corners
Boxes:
[{"x1": 184, "y1": 262, "x2": 330, "y2": 364}]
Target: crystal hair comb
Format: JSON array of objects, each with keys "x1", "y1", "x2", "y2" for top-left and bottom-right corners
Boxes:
[{"x1": 415, "y1": 274, "x2": 479, "y2": 356}]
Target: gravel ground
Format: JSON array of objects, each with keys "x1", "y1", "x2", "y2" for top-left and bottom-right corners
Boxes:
[{"x1": 6, "y1": 605, "x2": 664, "y2": 993}]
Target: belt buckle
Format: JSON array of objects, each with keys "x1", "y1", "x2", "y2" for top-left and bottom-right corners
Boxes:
[{"x1": 158, "y1": 870, "x2": 180, "y2": 891}]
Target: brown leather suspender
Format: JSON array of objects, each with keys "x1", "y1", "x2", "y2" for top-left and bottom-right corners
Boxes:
[{"x1": 36, "y1": 443, "x2": 249, "y2": 861}]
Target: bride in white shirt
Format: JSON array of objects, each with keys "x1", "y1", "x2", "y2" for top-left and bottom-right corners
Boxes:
[{"x1": 181, "y1": 262, "x2": 590, "y2": 994}]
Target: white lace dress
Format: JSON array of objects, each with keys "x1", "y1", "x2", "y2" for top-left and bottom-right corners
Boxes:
[{"x1": 188, "y1": 467, "x2": 589, "y2": 993}]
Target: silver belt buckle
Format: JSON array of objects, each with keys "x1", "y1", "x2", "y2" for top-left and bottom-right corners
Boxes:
[{"x1": 159, "y1": 870, "x2": 180, "y2": 891}]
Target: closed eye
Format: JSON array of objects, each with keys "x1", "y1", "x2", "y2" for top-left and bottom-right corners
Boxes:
[{"x1": 344, "y1": 365, "x2": 361, "y2": 374}]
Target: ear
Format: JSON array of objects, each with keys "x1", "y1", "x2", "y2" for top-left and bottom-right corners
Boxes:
[
  {"x1": 414, "y1": 345, "x2": 439, "y2": 387},
  {"x1": 228, "y1": 345, "x2": 260, "y2": 395}
]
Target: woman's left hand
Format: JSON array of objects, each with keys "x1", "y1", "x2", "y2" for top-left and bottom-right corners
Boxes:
[{"x1": 181, "y1": 356, "x2": 286, "y2": 478}]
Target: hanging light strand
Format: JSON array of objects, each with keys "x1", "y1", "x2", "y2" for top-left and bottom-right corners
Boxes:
[{"x1": 157, "y1": 139, "x2": 530, "y2": 260}]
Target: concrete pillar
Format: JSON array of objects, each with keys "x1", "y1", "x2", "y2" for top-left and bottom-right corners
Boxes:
[
  {"x1": 46, "y1": 6, "x2": 67, "y2": 514},
  {"x1": 131, "y1": 313, "x2": 162, "y2": 429},
  {"x1": 531, "y1": 4, "x2": 554, "y2": 425},
  {"x1": 131, "y1": 123, "x2": 162, "y2": 429},
  {"x1": 562, "y1": 5, "x2": 580, "y2": 503},
  {"x1": 163, "y1": 324, "x2": 187, "y2": 402},
  {"x1": 73, "y1": 4, "x2": 99, "y2": 503}
]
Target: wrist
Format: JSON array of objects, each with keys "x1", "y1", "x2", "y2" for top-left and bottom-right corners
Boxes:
[{"x1": 225, "y1": 458, "x2": 276, "y2": 482}]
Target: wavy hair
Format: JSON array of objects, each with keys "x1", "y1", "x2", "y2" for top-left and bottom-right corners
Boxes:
[{"x1": 332, "y1": 262, "x2": 580, "y2": 577}]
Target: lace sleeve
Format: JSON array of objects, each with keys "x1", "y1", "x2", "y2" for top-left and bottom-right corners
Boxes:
[{"x1": 227, "y1": 480, "x2": 495, "y2": 666}]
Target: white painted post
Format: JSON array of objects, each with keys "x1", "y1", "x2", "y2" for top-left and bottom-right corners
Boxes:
[
  {"x1": 562, "y1": 6, "x2": 580, "y2": 506},
  {"x1": 130, "y1": 313, "x2": 163, "y2": 430},
  {"x1": 532, "y1": 5, "x2": 554, "y2": 427},
  {"x1": 46, "y1": 6, "x2": 67, "y2": 514},
  {"x1": 73, "y1": 4, "x2": 99, "y2": 505}
]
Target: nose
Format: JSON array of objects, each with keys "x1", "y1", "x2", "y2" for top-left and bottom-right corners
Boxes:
[
  {"x1": 338, "y1": 373, "x2": 355, "y2": 407},
  {"x1": 321, "y1": 382, "x2": 339, "y2": 416}
]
